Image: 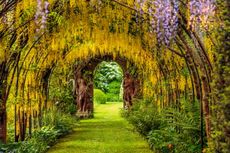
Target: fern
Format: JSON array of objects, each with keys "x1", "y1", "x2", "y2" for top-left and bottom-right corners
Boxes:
[{"x1": 123, "y1": 98, "x2": 203, "y2": 152}]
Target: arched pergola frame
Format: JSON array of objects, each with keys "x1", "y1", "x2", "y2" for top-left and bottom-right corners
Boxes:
[
  {"x1": 72, "y1": 54, "x2": 143, "y2": 117},
  {"x1": 0, "y1": 1, "x2": 226, "y2": 149}
]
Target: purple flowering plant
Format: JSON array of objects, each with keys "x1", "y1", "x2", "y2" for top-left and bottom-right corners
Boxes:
[{"x1": 35, "y1": 0, "x2": 50, "y2": 34}]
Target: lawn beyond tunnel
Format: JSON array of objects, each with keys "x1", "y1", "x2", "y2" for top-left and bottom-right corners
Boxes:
[{"x1": 47, "y1": 102, "x2": 153, "y2": 153}]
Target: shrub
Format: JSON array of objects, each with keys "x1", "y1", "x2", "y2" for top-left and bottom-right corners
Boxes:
[
  {"x1": 123, "y1": 100, "x2": 163, "y2": 136},
  {"x1": 146, "y1": 107, "x2": 202, "y2": 153},
  {"x1": 105, "y1": 93, "x2": 120, "y2": 102},
  {"x1": 0, "y1": 106, "x2": 78, "y2": 153},
  {"x1": 106, "y1": 81, "x2": 122, "y2": 102},
  {"x1": 49, "y1": 79, "x2": 76, "y2": 115},
  {"x1": 33, "y1": 126, "x2": 59, "y2": 145},
  {"x1": 0, "y1": 126, "x2": 58, "y2": 153},
  {"x1": 122, "y1": 98, "x2": 203, "y2": 153},
  {"x1": 43, "y1": 106, "x2": 78, "y2": 135},
  {"x1": 107, "y1": 81, "x2": 121, "y2": 94},
  {"x1": 147, "y1": 127, "x2": 177, "y2": 152},
  {"x1": 16, "y1": 126, "x2": 59, "y2": 153},
  {"x1": 94, "y1": 89, "x2": 107, "y2": 104}
]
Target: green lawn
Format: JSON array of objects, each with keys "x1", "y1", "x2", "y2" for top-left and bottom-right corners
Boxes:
[{"x1": 47, "y1": 102, "x2": 153, "y2": 153}]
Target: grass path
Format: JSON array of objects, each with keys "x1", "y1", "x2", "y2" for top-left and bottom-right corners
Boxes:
[{"x1": 47, "y1": 102, "x2": 153, "y2": 153}]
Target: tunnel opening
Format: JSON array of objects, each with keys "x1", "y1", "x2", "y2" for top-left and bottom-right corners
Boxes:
[{"x1": 93, "y1": 61, "x2": 124, "y2": 105}]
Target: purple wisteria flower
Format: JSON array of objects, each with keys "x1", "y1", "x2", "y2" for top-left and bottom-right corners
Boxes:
[
  {"x1": 189, "y1": 0, "x2": 215, "y2": 30},
  {"x1": 135, "y1": 0, "x2": 179, "y2": 46},
  {"x1": 35, "y1": 0, "x2": 50, "y2": 33},
  {"x1": 134, "y1": 0, "x2": 147, "y2": 23},
  {"x1": 152, "y1": 0, "x2": 179, "y2": 46},
  {"x1": 135, "y1": 0, "x2": 215, "y2": 45}
]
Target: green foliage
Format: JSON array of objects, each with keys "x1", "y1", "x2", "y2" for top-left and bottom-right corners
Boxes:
[
  {"x1": 94, "y1": 89, "x2": 107, "y2": 104},
  {"x1": 33, "y1": 126, "x2": 59, "y2": 145},
  {"x1": 108, "y1": 81, "x2": 121, "y2": 94},
  {"x1": 43, "y1": 106, "x2": 78, "y2": 135},
  {"x1": 122, "y1": 99, "x2": 203, "y2": 153},
  {"x1": 0, "y1": 126, "x2": 58, "y2": 153},
  {"x1": 122, "y1": 100, "x2": 162, "y2": 136},
  {"x1": 15, "y1": 126, "x2": 59, "y2": 153},
  {"x1": 49, "y1": 77, "x2": 76, "y2": 115},
  {"x1": 0, "y1": 106, "x2": 77, "y2": 153},
  {"x1": 94, "y1": 62, "x2": 123, "y2": 102},
  {"x1": 208, "y1": 1, "x2": 230, "y2": 152},
  {"x1": 94, "y1": 61, "x2": 123, "y2": 93},
  {"x1": 12, "y1": 140, "x2": 47, "y2": 153},
  {"x1": 106, "y1": 81, "x2": 123, "y2": 102}
]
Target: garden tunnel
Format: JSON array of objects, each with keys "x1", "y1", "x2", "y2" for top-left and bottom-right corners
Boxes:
[
  {"x1": 0, "y1": 0, "x2": 229, "y2": 152},
  {"x1": 73, "y1": 55, "x2": 143, "y2": 118}
]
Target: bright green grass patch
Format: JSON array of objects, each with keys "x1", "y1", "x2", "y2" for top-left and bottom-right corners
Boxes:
[{"x1": 47, "y1": 102, "x2": 153, "y2": 153}]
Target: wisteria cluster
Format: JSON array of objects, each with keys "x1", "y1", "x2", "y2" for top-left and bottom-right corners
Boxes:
[
  {"x1": 136, "y1": 0, "x2": 146, "y2": 16},
  {"x1": 35, "y1": 0, "x2": 49, "y2": 34},
  {"x1": 189, "y1": 0, "x2": 215, "y2": 30},
  {"x1": 135, "y1": 0, "x2": 179, "y2": 46},
  {"x1": 134, "y1": 0, "x2": 146, "y2": 23},
  {"x1": 152, "y1": 0, "x2": 179, "y2": 46}
]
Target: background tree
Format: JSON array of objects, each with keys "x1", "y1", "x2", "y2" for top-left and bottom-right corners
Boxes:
[
  {"x1": 94, "y1": 61, "x2": 123, "y2": 92},
  {"x1": 94, "y1": 61, "x2": 123, "y2": 102}
]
